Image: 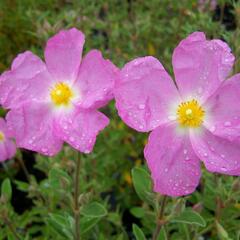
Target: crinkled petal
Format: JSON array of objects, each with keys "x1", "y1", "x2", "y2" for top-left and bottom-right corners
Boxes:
[
  {"x1": 0, "y1": 51, "x2": 52, "y2": 109},
  {"x1": 0, "y1": 118, "x2": 16, "y2": 162},
  {"x1": 204, "y1": 74, "x2": 240, "y2": 142},
  {"x1": 6, "y1": 103, "x2": 63, "y2": 156},
  {"x1": 173, "y1": 32, "x2": 235, "y2": 102},
  {"x1": 54, "y1": 110, "x2": 109, "y2": 154},
  {"x1": 115, "y1": 56, "x2": 180, "y2": 132},
  {"x1": 144, "y1": 124, "x2": 201, "y2": 197},
  {"x1": 44, "y1": 28, "x2": 85, "y2": 82},
  {"x1": 75, "y1": 50, "x2": 118, "y2": 109},
  {"x1": 0, "y1": 140, "x2": 16, "y2": 162},
  {"x1": 190, "y1": 127, "x2": 240, "y2": 175}
]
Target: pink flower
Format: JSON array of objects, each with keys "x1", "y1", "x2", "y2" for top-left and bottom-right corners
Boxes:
[
  {"x1": 0, "y1": 28, "x2": 118, "y2": 156},
  {"x1": 0, "y1": 117, "x2": 16, "y2": 162},
  {"x1": 115, "y1": 32, "x2": 240, "y2": 197}
]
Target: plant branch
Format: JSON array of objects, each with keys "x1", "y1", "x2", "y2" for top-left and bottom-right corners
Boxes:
[
  {"x1": 152, "y1": 195, "x2": 168, "y2": 240},
  {"x1": 74, "y1": 151, "x2": 81, "y2": 240}
]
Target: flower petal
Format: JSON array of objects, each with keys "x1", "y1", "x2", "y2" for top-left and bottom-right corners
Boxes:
[
  {"x1": 0, "y1": 51, "x2": 52, "y2": 109},
  {"x1": 75, "y1": 50, "x2": 118, "y2": 109},
  {"x1": 173, "y1": 32, "x2": 235, "y2": 102},
  {"x1": 203, "y1": 74, "x2": 240, "y2": 142},
  {"x1": 190, "y1": 127, "x2": 240, "y2": 175},
  {"x1": 6, "y1": 103, "x2": 63, "y2": 156},
  {"x1": 0, "y1": 118, "x2": 16, "y2": 162},
  {"x1": 115, "y1": 56, "x2": 180, "y2": 132},
  {"x1": 44, "y1": 28, "x2": 85, "y2": 82},
  {"x1": 0, "y1": 140, "x2": 16, "y2": 162},
  {"x1": 54, "y1": 110, "x2": 109, "y2": 154},
  {"x1": 144, "y1": 124, "x2": 201, "y2": 197}
]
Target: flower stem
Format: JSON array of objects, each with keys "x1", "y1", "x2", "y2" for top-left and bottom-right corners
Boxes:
[
  {"x1": 74, "y1": 151, "x2": 81, "y2": 240},
  {"x1": 152, "y1": 195, "x2": 168, "y2": 240},
  {"x1": 17, "y1": 156, "x2": 31, "y2": 182}
]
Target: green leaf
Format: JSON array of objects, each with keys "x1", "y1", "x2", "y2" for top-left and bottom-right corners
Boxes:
[
  {"x1": 131, "y1": 166, "x2": 154, "y2": 206},
  {"x1": 216, "y1": 221, "x2": 233, "y2": 240},
  {"x1": 132, "y1": 224, "x2": 146, "y2": 240},
  {"x1": 80, "y1": 216, "x2": 101, "y2": 235},
  {"x1": 15, "y1": 180, "x2": 29, "y2": 192},
  {"x1": 81, "y1": 202, "x2": 107, "y2": 218},
  {"x1": 157, "y1": 228, "x2": 168, "y2": 240},
  {"x1": 1, "y1": 178, "x2": 12, "y2": 201},
  {"x1": 48, "y1": 213, "x2": 73, "y2": 239},
  {"x1": 130, "y1": 207, "x2": 145, "y2": 218},
  {"x1": 171, "y1": 209, "x2": 206, "y2": 227},
  {"x1": 49, "y1": 168, "x2": 71, "y2": 188}
]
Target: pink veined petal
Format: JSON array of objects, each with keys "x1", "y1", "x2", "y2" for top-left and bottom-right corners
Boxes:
[
  {"x1": 6, "y1": 103, "x2": 63, "y2": 156},
  {"x1": 44, "y1": 28, "x2": 85, "y2": 83},
  {"x1": 0, "y1": 118, "x2": 16, "y2": 162},
  {"x1": 75, "y1": 49, "x2": 119, "y2": 109},
  {"x1": 0, "y1": 118, "x2": 7, "y2": 132},
  {"x1": 54, "y1": 110, "x2": 109, "y2": 154},
  {"x1": 0, "y1": 139, "x2": 16, "y2": 162},
  {"x1": 115, "y1": 56, "x2": 181, "y2": 132},
  {"x1": 172, "y1": 32, "x2": 235, "y2": 102},
  {"x1": 190, "y1": 127, "x2": 240, "y2": 175},
  {"x1": 144, "y1": 124, "x2": 201, "y2": 197},
  {"x1": 204, "y1": 74, "x2": 240, "y2": 142},
  {"x1": 0, "y1": 51, "x2": 52, "y2": 109}
]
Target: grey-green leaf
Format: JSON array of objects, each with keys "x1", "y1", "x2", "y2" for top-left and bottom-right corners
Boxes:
[
  {"x1": 1, "y1": 178, "x2": 12, "y2": 201},
  {"x1": 81, "y1": 202, "x2": 107, "y2": 218},
  {"x1": 132, "y1": 224, "x2": 146, "y2": 240},
  {"x1": 171, "y1": 209, "x2": 206, "y2": 227},
  {"x1": 131, "y1": 166, "x2": 154, "y2": 206}
]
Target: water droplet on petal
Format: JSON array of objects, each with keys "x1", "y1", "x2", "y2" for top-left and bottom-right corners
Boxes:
[
  {"x1": 221, "y1": 166, "x2": 227, "y2": 172},
  {"x1": 224, "y1": 121, "x2": 231, "y2": 127},
  {"x1": 138, "y1": 104, "x2": 145, "y2": 110}
]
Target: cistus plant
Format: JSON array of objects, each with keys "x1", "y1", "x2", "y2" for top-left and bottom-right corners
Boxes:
[
  {"x1": 115, "y1": 31, "x2": 240, "y2": 238},
  {"x1": 1, "y1": 1, "x2": 240, "y2": 240},
  {"x1": 0, "y1": 28, "x2": 119, "y2": 239}
]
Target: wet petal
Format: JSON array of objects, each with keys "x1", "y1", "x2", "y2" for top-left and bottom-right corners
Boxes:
[
  {"x1": 0, "y1": 51, "x2": 52, "y2": 109},
  {"x1": 115, "y1": 56, "x2": 180, "y2": 132},
  {"x1": 204, "y1": 74, "x2": 240, "y2": 142},
  {"x1": 54, "y1": 110, "x2": 109, "y2": 154},
  {"x1": 6, "y1": 103, "x2": 63, "y2": 156},
  {"x1": 190, "y1": 127, "x2": 240, "y2": 175},
  {"x1": 144, "y1": 124, "x2": 201, "y2": 197},
  {"x1": 173, "y1": 32, "x2": 234, "y2": 102},
  {"x1": 45, "y1": 28, "x2": 85, "y2": 82},
  {"x1": 75, "y1": 50, "x2": 118, "y2": 109}
]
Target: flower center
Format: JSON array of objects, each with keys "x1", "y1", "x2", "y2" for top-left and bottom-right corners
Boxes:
[
  {"x1": 0, "y1": 132, "x2": 5, "y2": 142},
  {"x1": 177, "y1": 99, "x2": 205, "y2": 128},
  {"x1": 50, "y1": 82, "x2": 73, "y2": 106}
]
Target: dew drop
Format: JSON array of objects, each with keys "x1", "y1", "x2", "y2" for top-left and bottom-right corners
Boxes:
[
  {"x1": 210, "y1": 126, "x2": 216, "y2": 132},
  {"x1": 221, "y1": 166, "x2": 227, "y2": 172},
  {"x1": 224, "y1": 121, "x2": 231, "y2": 127},
  {"x1": 138, "y1": 104, "x2": 145, "y2": 110}
]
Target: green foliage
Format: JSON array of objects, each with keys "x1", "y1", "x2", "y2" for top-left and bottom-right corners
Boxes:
[{"x1": 0, "y1": 0, "x2": 240, "y2": 239}]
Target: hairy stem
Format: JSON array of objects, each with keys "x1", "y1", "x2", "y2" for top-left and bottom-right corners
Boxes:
[
  {"x1": 17, "y1": 157, "x2": 30, "y2": 182},
  {"x1": 74, "y1": 152, "x2": 81, "y2": 240},
  {"x1": 152, "y1": 195, "x2": 168, "y2": 240}
]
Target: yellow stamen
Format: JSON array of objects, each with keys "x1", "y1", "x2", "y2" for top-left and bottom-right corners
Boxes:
[
  {"x1": 50, "y1": 82, "x2": 73, "y2": 106},
  {"x1": 177, "y1": 99, "x2": 205, "y2": 128},
  {"x1": 0, "y1": 132, "x2": 5, "y2": 142}
]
